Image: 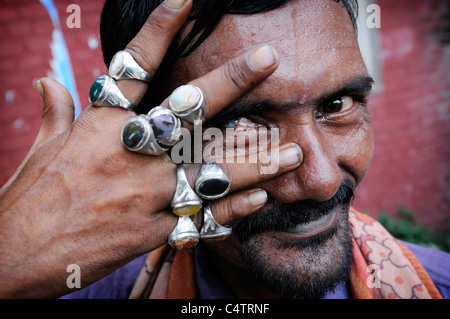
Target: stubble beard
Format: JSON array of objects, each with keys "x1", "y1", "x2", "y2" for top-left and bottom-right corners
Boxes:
[{"x1": 235, "y1": 182, "x2": 355, "y2": 299}]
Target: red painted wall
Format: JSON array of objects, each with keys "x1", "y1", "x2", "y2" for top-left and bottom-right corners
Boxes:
[
  {"x1": 352, "y1": 0, "x2": 449, "y2": 233},
  {"x1": 0, "y1": 0, "x2": 448, "y2": 232}
]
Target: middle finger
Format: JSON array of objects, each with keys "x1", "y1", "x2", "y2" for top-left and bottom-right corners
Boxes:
[{"x1": 161, "y1": 44, "x2": 280, "y2": 122}]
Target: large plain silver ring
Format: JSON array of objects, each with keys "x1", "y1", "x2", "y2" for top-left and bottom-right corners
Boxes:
[
  {"x1": 195, "y1": 162, "x2": 230, "y2": 200},
  {"x1": 168, "y1": 85, "x2": 206, "y2": 124},
  {"x1": 168, "y1": 216, "x2": 199, "y2": 249},
  {"x1": 89, "y1": 75, "x2": 135, "y2": 110},
  {"x1": 200, "y1": 202, "x2": 232, "y2": 242},
  {"x1": 171, "y1": 164, "x2": 203, "y2": 216},
  {"x1": 109, "y1": 50, "x2": 153, "y2": 83}
]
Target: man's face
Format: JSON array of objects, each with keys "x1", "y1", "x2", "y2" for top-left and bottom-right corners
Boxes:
[{"x1": 168, "y1": 0, "x2": 374, "y2": 297}]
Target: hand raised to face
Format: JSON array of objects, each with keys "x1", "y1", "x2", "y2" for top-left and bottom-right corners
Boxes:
[{"x1": 0, "y1": 0, "x2": 303, "y2": 298}]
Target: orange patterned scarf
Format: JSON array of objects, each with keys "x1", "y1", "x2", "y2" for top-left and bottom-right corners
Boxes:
[{"x1": 129, "y1": 208, "x2": 442, "y2": 299}]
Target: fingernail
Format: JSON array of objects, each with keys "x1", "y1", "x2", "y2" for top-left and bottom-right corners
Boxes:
[
  {"x1": 278, "y1": 143, "x2": 302, "y2": 169},
  {"x1": 249, "y1": 189, "x2": 268, "y2": 207},
  {"x1": 34, "y1": 79, "x2": 44, "y2": 98},
  {"x1": 247, "y1": 45, "x2": 277, "y2": 72},
  {"x1": 165, "y1": 0, "x2": 186, "y2": 9}
]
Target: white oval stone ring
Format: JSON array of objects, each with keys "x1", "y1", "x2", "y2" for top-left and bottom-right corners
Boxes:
[
  {"x1": 168, "y1": 85, "x2": 206, "y2": 124},
  {"x1": 108, "y1": 50, "x2": 153, "y2": 83}
]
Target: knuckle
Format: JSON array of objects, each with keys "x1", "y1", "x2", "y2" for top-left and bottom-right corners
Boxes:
[
  {"x1": 125, "y1": 44, "x2": 157, "y2": 75},
  {"x1": 219, "y1": 164, "x2": 235, "y2": 187},
  {"x1": 224, "y1": 59, "x2": 250, "y2": 91},
  {"x1": 228, "y1": 195, "x2": 246, "y2": 219},
  {"x1": 211, "y1": 197, "x2": 238, "y2": 222},
  {"x1": 146, "y1": 13, "x2": 172, "y2": 35},
  {"x1": 95, "y1": 148, "x2": 129, "y2": 176},
  {"x1": 73, "y1": 108, "x2": 101, "y2": 134}
]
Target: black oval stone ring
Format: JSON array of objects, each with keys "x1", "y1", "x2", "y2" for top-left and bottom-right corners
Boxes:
[
  {"x1": 195, "y1": 162, "x2": 231, "y2": 200},
  {"x1": 121, "y1": 106, "x2": 181, "y2": 155}
]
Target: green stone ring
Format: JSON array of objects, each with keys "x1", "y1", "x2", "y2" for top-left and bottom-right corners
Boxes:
[
  {"x1": 121, "y1": 114, "x2": 169, "y2": 156},
  {"x1": 121, "y1": 107, "x2": 182, "y2": 155},
  {"x1": 89, "y1": 75, "x2": 135, "y2": 110}
]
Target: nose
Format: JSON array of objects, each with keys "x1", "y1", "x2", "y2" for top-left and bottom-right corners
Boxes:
[
  {"x1": 264, "y1": 126, "x2": 343, "y2": 203},
  {"x1": 298, "y1": 139, "x2": 342, "y2": 202}
]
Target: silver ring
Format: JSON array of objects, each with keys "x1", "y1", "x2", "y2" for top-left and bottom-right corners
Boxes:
[
  {"x1": 121, "y1": 106, "x2": 182, "y2": 155},
  {"x1": 195, "y1": 162, "x2": 230, "y2": 200},
  {"x1": 168, "y1": 85, "x2": 206, "y2": 124},
  {"x1": 171, "y1": 164, "x2": 203, "y2": 216},
  {"x1": 146, "y1": 106, "x2": 181, "y2": 147},
  {"x1": 168, "y1": 216, "x2": 199, "y2": 249},
  {"x1": 109, "y1": 50, "x2": 153, "y2": 83},
  {"x1": 89, "y1": 75, "x2": 135, "y2": 110},
  {"x1": 121, "y1": 114, "x2": 168, "y2": 155},
  {"x1": 200, "y1": 202, "x2": 232, "y2": 242}
]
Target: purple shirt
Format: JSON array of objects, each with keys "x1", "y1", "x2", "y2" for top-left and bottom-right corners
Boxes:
[{"x1": 61, "y1": 241, "x2": 450, "y2": 299}]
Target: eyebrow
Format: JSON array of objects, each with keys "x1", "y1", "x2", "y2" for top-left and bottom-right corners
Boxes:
[
  {"x1": 207, "y1": 74, "x2": 375, "y2": 126},
  {"x1": 316, "y1": 74, "x2": 375, "y2": 106}
]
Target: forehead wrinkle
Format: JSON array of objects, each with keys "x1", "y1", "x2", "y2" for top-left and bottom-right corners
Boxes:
[{"x1": 173, "y1": 0, "x2": 364, "y2": 107}]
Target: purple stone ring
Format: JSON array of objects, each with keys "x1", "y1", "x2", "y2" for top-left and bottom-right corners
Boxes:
[
  {"x1": 121, "y1": 106, "x2": 181, "y2": 155},
  {"x1": 145, "y1": 107, "x2": 182, "y2": 147}
]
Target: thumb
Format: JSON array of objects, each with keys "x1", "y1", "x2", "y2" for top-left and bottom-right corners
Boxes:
[
  {"x1": 1, "y1": 78, "x2": 76, "y2": 190},
  {"x1": 33, "y1": 77, "x2": 75, "y2": 148}
]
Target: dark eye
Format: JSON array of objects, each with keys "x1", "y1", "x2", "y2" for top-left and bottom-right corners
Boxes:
[{"x1": 322, "y1": 96, "x2": 355, "y2": 114}]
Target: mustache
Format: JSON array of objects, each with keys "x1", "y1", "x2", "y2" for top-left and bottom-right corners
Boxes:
[{"x1": 235, "y1": 180, "x2": 355, "y2": 243}]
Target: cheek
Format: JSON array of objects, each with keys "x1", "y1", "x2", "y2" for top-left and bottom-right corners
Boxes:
[{"x1": 334, "y1": 116, "x2": 374, "y2": 185}]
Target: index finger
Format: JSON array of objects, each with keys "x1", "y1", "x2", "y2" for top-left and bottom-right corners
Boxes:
[{"x1": 115, "y1": 0, "x2": 193, "y2": 106}]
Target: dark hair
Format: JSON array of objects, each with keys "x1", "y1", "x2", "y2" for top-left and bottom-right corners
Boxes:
[
  {"x1": 100, "y1": 0, "x2": 358, "y2": 67},
  {"x1": 100, "y1": 0, "x2": 358, "y2": 110}
]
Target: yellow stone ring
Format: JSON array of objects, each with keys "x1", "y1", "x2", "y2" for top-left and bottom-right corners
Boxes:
[{"x1": 170, "y1": 164, "x2": 203, "y2": 216}]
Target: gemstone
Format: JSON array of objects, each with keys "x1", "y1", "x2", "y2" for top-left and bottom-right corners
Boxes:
[
  {"x1": 172, "y1": 237, "x2": 199, "y2": 249},
  {"x1": 149, "y1": 114, "x2": 175, "y2": 139},
  {"x1": 122, "y1": 121, "x2": 145, "y2": 148},
  {"x1": 109, "y1": 52, "x2": 124, "y2": 78},
  {"x1": 89, "y1": 76, "x2": 106, "y2": 103},
  {"x1": 173, "y1": 205, "x2": 202, "y2": 216},
  {"x1": 198, "y1": 179, "x2": 230, "y2": 197},
  {"x1": 170, "y1": 85, "x2": 201, "y2": 112}
]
